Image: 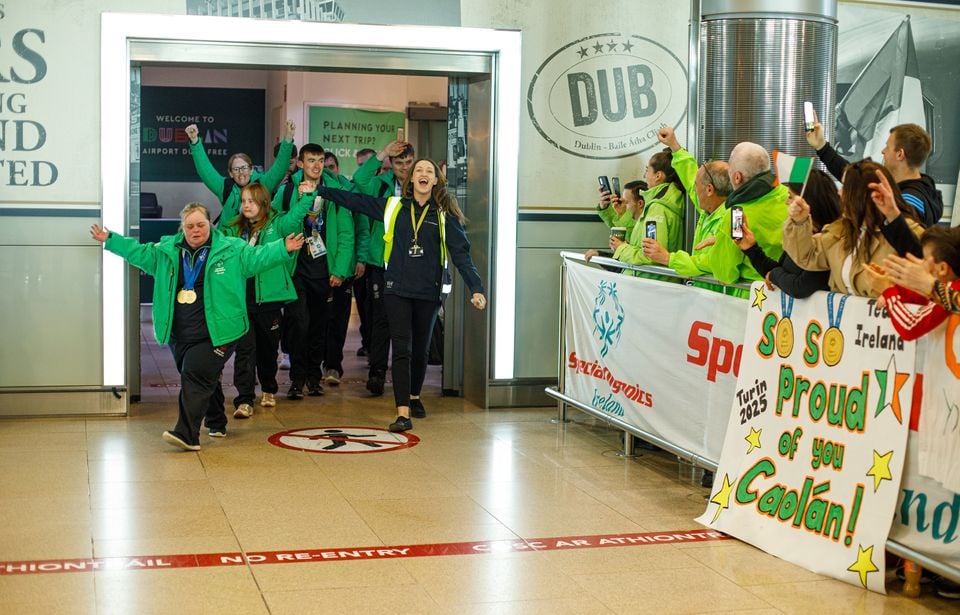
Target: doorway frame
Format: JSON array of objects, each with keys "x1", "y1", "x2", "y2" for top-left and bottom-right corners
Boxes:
[{"x1": 100, "y1": 13, "x2": 521, "y2": 396}]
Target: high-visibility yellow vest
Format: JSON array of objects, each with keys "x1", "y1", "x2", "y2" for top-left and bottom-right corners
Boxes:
[{"x1": 382, "y1": 197, "x2": 452, "y2": 293}]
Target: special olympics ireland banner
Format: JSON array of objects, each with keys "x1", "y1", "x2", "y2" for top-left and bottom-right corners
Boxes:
[
  {"x1": 563, "y1": 260, "x2": 747, "y2": 461},
  {"x1": 698, "y1": 284, "x2": 916, "y2": 593}
]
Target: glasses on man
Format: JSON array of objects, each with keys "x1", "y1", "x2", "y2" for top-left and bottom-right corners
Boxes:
[
  {"x1": 701, "y1": 160, "x2": 718, "y2": 188},
  {"x1": 231, "y1": 165, "x2": 251, "y2": 173}
]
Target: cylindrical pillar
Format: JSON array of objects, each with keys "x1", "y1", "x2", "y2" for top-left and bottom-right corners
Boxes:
[{"x1": 699, "y1": 0, "x2": 838, "y2": 162}]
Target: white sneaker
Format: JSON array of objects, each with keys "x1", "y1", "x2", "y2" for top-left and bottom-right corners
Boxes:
[
  {"x1": 278, "y1": 354, "x2": 291, "y2": 370},
  {"x1": 324, "y1": 368, "x2": 341, "y2": 386},
  {"x1": 260, "y1": 392, "x2": 276, "y2": 408},
  {"x1": 233, "y1": 403, "x2": 254, "y2": 419}
]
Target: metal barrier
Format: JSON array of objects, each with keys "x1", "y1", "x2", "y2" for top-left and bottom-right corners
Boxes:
[{"x1": 549, "y1": 251, "x2": 960, "y2": 585}]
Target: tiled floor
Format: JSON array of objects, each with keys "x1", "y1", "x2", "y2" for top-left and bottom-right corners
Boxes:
[{"x1": 0, "y1": 314, "x2": 957, "y2": 614}]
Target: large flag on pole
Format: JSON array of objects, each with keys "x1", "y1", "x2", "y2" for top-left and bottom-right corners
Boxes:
[{"x1": 835, "y1": 17, "x2": 926, "y2": 162}]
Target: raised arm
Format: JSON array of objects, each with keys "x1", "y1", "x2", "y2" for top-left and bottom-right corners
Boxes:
[
  {"x1": 185, "y1": 124, "x2": 228, "y2": 200},
  {"x1": 315, "y1": 186, "x2": 387, "y2": 220},
  {"x1": 258, "y1": 121, "x2": 296, "y2": 193}
]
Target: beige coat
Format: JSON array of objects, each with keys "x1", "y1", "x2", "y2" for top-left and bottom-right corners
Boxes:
[{"x1": 782, "y1": 216, "x2": 924, "y2": 297}]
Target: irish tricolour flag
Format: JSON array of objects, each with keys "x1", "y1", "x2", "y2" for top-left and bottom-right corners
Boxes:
[{"x1": 772, "y1": 151, "x2": 814, "y2": 187}]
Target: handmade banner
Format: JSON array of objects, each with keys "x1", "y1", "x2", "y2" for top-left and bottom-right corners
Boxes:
[
  {"x1": 563, "y1": 259, "x2": 747, "y2": 461},
  {"x1": 307, "y1": 107, "x2": 405, "y2": 178},
  {"x1": 697, "y1": 284, "x2": 916, "y2": 593}
]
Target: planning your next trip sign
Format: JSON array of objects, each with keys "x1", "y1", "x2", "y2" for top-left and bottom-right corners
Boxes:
[{"x1": 527, "y1": 32, "x2": 687, "y2": 160}]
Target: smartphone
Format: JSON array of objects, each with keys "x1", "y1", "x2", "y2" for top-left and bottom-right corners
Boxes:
[
  {"x1": 731, "y1": 206, "x2": 744, "y2": 240},
  {"x1": 612, "y1": 176, "x2": 621, "y2": 198},
  {"x1": 645, "y1": 221, "x2": 657, "y2": 240},
  {"x1": 598, "y1": 175, "x2": 611, "y2": 194},
  {"x1": 803, "y1": 101, "x2": 816, "y2": 132},
  {"x1": 397, "y1": 127, "x2": 405, "y2": 142}
]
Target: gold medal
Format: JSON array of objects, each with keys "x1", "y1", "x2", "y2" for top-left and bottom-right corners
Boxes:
[
  {"x1": 822, "y1": 327, "x2": 844, "y2": 367},
  {"x1": 176, "y1": 289, "x2": 197, "y2": 304},
  {"x1": 776, "y1": 317, "x2": 794, "y2": 358}
]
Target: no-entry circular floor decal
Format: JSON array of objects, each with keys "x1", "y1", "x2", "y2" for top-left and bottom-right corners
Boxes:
[{"x1": 268, "y1": 426, "x2": 420, "y2": 454}]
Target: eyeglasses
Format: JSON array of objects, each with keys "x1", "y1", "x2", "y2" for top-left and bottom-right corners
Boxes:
[
  {"x1": 231, "y1": 165, "x2": 251, "y2": 173},
  {"x1": 701, "y1": 160, "x2": 718, "y2": 188}
]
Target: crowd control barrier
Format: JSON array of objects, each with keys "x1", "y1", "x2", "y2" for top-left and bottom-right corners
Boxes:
[{"x1": 546, "y1": 252, "x2": 959, "y2": 588}]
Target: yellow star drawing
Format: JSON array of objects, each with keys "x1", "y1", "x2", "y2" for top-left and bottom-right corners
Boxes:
[
  {"x1": 710, "y1": 474, "x2": 736, "y2": 524},
  {"x1": 744, "y1": 427, "x2": 762, "y2": 454},
  {"x1": 847, "y1": 544, "x2": 879, "y2": 588},
  {"x1": 752, "y1": 285, "x2": 767, "y2": 311},
  {"x1": 866, "y1": 450, "x2": 894, "y2": 492}
]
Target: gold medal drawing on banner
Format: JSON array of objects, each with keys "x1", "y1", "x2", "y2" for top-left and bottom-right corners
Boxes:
[
  {"x1": 176, "y1": 289, "x2": 197, "y2": 304},
  {"x1": 823, "y1": 292, "x2": 848, "y2": 367},
  {"x1": 776, "y1": 291, "x2": 794, "y2": 358}
]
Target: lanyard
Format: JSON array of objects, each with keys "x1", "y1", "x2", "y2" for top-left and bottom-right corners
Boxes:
[
  {"x1": 410, "y1": 202, "x2": 430, "y2": 245},
  {"x1": 781, "y1": 291, "x2": 794, "y2": 319},
  {"x1": 181, "y1": 247, "x2": 209, "y2": 291}
]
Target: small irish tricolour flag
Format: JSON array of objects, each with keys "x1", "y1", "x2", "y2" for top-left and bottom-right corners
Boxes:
[{"x1": 772, "y1": 150, "x2": 814, "y2": 188}]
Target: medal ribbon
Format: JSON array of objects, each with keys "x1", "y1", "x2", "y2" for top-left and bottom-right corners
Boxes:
[
  {"x1": 181, "y1": 247, "x2": 209, "y2": 291},
  {"x1": 827, "y1": 293, "x2": 848, "y2": 328},
  {"x1": 781, "y1": 291, "x2": 794, "y2": 319},
  {"x1": 409, "y1": 202, "x2": 430, "y2": 246}
]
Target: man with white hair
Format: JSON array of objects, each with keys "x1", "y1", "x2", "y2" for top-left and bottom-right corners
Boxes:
[{"x1": 696, "y1": 142, "x2": 789, "y2": 286}]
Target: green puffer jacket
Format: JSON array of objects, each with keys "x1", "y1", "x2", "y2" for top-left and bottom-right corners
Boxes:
[
  {"x1": 220, "y1": 189, "x2": 312, "y2": 303},
  {"x1": 699, "y1": 171, "x2": 789, "y2": 286},
  {"x1": 613, "y1": 182, "x2": 685, "y2": 276},
  {"x1": 105, "y1": 229, "x2": 294, "y2": 345},
  {"x1": 273, "y1": 169, "x2": 356, "y2": 279},
  {"x1": 597, "y1": 203, "x2": 635, "y2": 233},
  {"x1": 351, "y1": 154, "x2": 398, "y2": 266},
  {"x1": 189, "y1": 138, "x2": 293, "y2": 226}
]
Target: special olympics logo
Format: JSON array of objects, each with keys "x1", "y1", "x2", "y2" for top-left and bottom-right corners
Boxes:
[
  {"x1": 593, "y1": 281, "x2": 624, "y2": 357},
  {"x1": 527, "y1": 32, "x2": 687, "y2": 160}
]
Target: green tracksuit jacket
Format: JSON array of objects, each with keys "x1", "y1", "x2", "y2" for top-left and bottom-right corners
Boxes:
[
  {"x1": 613, "y1": 182, "x2": 685, "y2": 276},
  {"x1": 104, "y1": 229, "x2": 294, "y2": 345},
  {"x1": 351, "y1": 154, "x2": 399, "y2": 267}
]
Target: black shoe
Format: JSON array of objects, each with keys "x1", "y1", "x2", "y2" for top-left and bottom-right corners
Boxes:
[
  {"x1": 307, "y1": 381, "x2": 324, "y2": 396},
  {"x1": 287, "y1": 383, "x2": 304, "y2": 400},
  {"x1": 357, "y1": 347, "x2": 368, "y2": 357},
  {"x1": 389, "y1": 416, "x2": 413, "y2": 432},
  {"x1": 366, "y1": 374, "x2": 385, "y2": 396},
  {"x1": 409, "y1": 398, "x2": 426, "y2": 419},
  {"x1": 935, "y1": 576, "x2": 960, "y2": 599},
  {"x1": 701, "y1": 470, "x2": 715, "y2": 489}
]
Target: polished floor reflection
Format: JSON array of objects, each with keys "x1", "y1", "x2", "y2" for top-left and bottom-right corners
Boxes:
[{"x1": 0, "y1": 319, "x2": 956, "y2": 614}]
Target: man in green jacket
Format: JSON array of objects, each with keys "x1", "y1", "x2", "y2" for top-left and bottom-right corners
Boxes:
[
  {"x1": 186, "y1": 120, "x2": 296, "y2": 226},
  {"x1": 700, "y1": 142, "x2": 789, "y2": 287},
  {"x1": 642, "y1": 127, "x2": 733, "y2": 295},
  {"x1": 278, "y1": 143, "x2": 355, "y2": 399},
  {"x1": 91, "y1": 204, "x2": 303, "y2": 450},
  {"x1": 350, "y1": 139, "x2": 415, "y2": 395}
]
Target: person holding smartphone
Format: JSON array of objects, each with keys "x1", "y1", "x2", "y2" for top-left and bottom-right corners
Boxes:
[
  {"x1": 783, "y1": 160, "x2": 922, "y2": 297},
  {"x1": 595, "y1": 176, "x2": 643, "y2": 233},
  {"x1": 605, "y1": 148, "x2": 686, "y2": 278}
]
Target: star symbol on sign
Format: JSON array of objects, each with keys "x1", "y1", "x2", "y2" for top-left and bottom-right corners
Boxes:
[
  {"x1": 593, "y1": 42, "x2": 604, "y2": 54},
  {"x1": 577, "y1": 46, "x2": 589, "y2": 59},
  {"x1": 874, "y1": 354, "x2": 910, "y2": 423},
  {"x1": 607, "y1": 40, "x2": 619, "y2": 52},
  {"x1": 752, "y1": 284, "x2": 767, "y2": 311},
  {"x1": 710, "y1": 474, "x2": 736, "y2": 524},
  {"x1": 866, "y1": 449, "x2": 894, "y2": 492},
  {"x1": 745, "y1": 427, "x2": 762, "y2": 454},
  {"x1": 847, "y1": 544, "x2": 880, "y2": 588},
  {"x1": 622, "y1": 40, "x2": 634, "y2": 53}
]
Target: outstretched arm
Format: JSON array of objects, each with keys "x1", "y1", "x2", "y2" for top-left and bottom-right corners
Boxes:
[{"x1": 315, "y1": 186, "x2": 387, "y2": 220}]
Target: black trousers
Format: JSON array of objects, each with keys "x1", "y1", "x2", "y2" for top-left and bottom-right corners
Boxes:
[
  {"x1": 366, "y1": 266, "x2": 391, "y2": 379},
  {"x1": 323, "y1": 278, "x2": 354, "y2": 374},
  {"x1": 354, "y1": 270, "x2": 370, "y2": 350},
  {"x1": 384, "y1": 294, "x2": 441, "y2": 408},
  {"x1": 169, "y1": 338, "x2": 235, "y2": 446},
  {"x1": 288, "y1": 274, "x2": 330, "y2": 387},
  {"x1": 232, "y1": 308, "x2": 283, "y2": 407}
]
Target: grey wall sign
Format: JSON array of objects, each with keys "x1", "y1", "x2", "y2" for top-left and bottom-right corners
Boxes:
[{"x1": 527, "y1": 32, "x2": 687, "y2": 160}]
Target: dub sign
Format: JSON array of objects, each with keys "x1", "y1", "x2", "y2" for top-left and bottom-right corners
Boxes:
[{"x1": 527, "y1": 33, "x2": 687, "y2": 160}]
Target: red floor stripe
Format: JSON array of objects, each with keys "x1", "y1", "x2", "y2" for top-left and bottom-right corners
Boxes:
[{"x1": 0, "y1": 529, "x2": 730, "y2": 576}]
